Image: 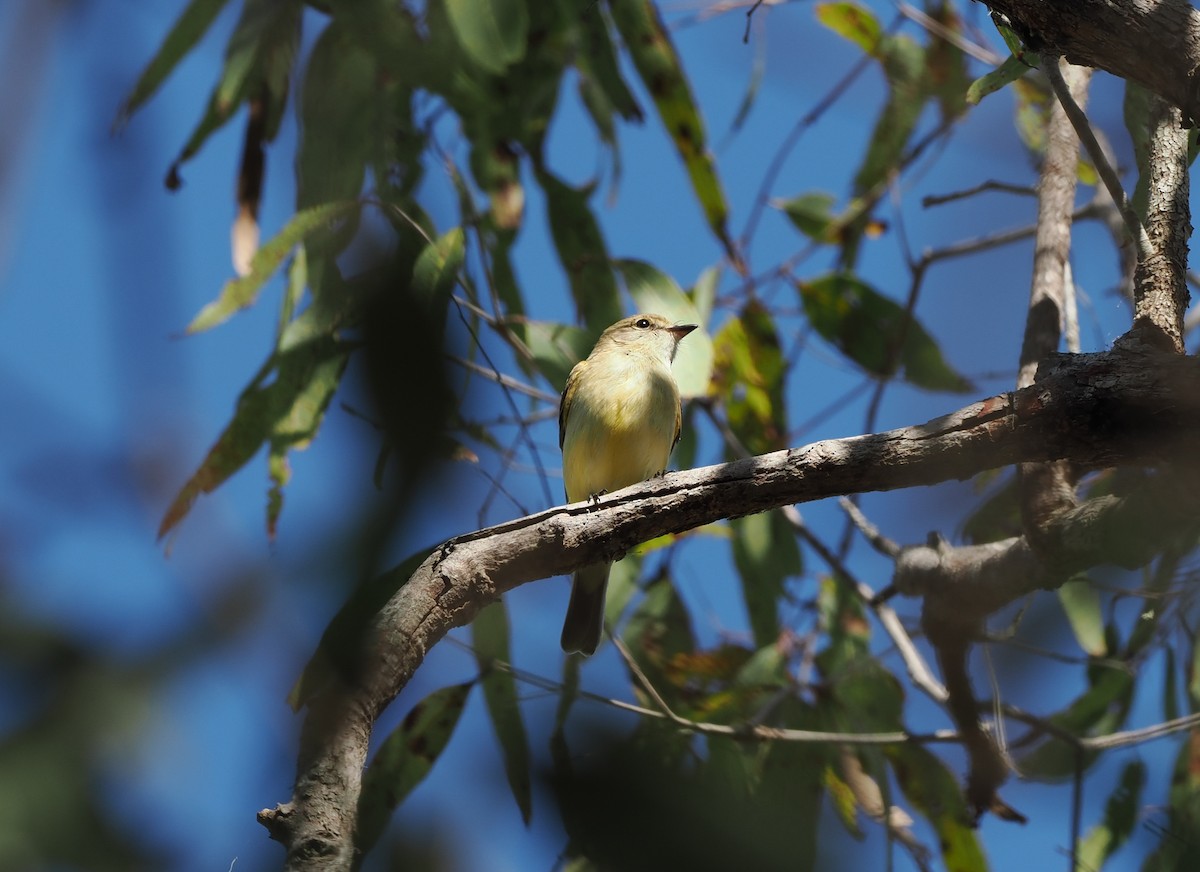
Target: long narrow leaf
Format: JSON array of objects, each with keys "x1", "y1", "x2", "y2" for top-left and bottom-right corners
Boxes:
[
  {"x1": 356, "y1": 682, "x2": 474, "y2": 854},
  {"x1": 609, "y1": 0, "x2": 740, "y2": 269},
  {"x1": 187, "y1": 201, "x2": 359, "y2": 333},
  {"x1": 116, "y1": 0, "x2": 234, "y2": 126},
  {"x1": 473, "y1": 601, "x2": 533, "y2": 824},
  {"x1": 158, "y1": 336, "x2": 349, "y2": 539}
]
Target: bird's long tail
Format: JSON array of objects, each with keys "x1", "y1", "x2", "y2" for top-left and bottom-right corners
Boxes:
[{"x1": 560, "y1": 562, "x2": 610, "y2": 656}]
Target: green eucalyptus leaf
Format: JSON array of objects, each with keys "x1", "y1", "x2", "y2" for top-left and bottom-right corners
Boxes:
[
  {"x1": 356, "y1": 682, "x2": 474, "y2": 853},
  {"x1": 474, "y1": 601, "x2": 533, "y2": 825}
]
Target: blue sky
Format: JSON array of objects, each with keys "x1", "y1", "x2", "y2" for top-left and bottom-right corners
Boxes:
[{"x1": 0, "y1": 1, "x2": 1192, "y2": 870}]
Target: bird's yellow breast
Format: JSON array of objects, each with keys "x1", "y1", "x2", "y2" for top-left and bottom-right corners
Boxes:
[{"x1": 560, "y1": 350, "x2": 680, "y2": 503}]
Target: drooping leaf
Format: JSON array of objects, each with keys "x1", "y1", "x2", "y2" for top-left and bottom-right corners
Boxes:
[
  {"x1": 1058, "y1": 576, "x2": 1107, "y2": 657},
  {"x1": 265, "y1": 335, "x2": 348, "y2": 538},
  {"x1": 966, "y1": 53, "x2": 1031, "y2": 105},
  {"x1": 731, "y1": 511, "x2": 801, "y2": 648},
  {"x1": 605, "y1": 553, "x2": 644, "y2": 637},
  {"x1": 535, "y1": 169, "x2": 622, "y2": 334},
  {"x1": 444, "y1": 0, "x2": 529, "y2": 74},
  {"x1": 797, "y1": 272, "x2": 973, "y2": 392},
  {"x1": 686, "y1": 641, "x2": 789, "y2": 723},
  {"x1": 617, "y1": 259, "x2": 714, "y2": 398},
  {"x1": 356, "y1": 681, "x2": 474, "y2": 854},
  {"x1": 816, "y1": 575, "x2": 871, "y2": 667},
  {"x1": 576, "y1": 4, "x2": 641, "y2": 122},
  {"x1": 1018, "y1": 669, "x2": 1134, "y2": 779},
  {"x1": 823, "y1": 763, "x2": 865, "y2": 838},
  {"x1": 732, "y1": 641, "x2": 787, "y2": 689},
  {"x1": 709, "y1": 301, "x2": 788, "y2": 456},
  {"x1": 1163, "y1": 645, "x2": 1179, "y2": 723},
  {"x1": 609, "y1": 0, "x2": 740, "y2": 269},
  {"x1": 815, "y1": 24, "x2": 926, "y2": 267},
  {"x1": 816, "y1": 575, "x2": 902, "y2": 732},
  {"x1": 777, "y1": 191, "x2": 838, "y2": 242},
  {"x1": 187, "y1": 200, "x2": 360, "y2": 333},
  {"x1": 473, "y1": 601, "x2": 533, "y2": 825},
  {"x1": 925, "y1": 4, "x2": 970, "y2": 119},
  {"x1": 853, "y1": 33, "x2": 925, "y2": 196},
  {"x1": 554, "y1": 650, "x2": 582, "y2": 737},
  {"x1": 1076, "y1": 760, "x2": 1145, "y2": 872},
  {"x1": 815, "y1": 2, "x2": 883, "y2": 56},
  {"x1": 411, "y1": 228, "x2": 466, "y2": 334},
  {"x1": 827, "y1": 657, "x2": 904, "y2": 734},
  {"x1": 754, "y1": 696, "x2": 825, "y2": 870},
  {"x1": 989, "y1": 13, "x2": 1042, "y2": 69},
  {"x1": 165, "y1": 0, "x2": 301, "y2": 186},
  {"x1": 159, "y1": 335, "x2": 350, "y2": 539},
  {"x1": 115, "y1": 0, "x2": 234, "y2": 126},
  {"x1": 575, "y1": 2, "x2": 641, "y2": 178},
  {"x1": 887, "y1": 744, "x2": 988, "y2": 871},
  {"x1": 1012, "y1": 75, "x2": 1052, "y2": 160},
  {"x1": 296, "y1": 21, "x2": 377, "y2": 215}
]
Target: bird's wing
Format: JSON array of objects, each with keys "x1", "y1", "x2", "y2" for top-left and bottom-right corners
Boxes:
[
  {"x1": 559, "y1": 359, "x2": 586, "y2": 450},
  {"x1": 672, "y1": 389, "x2": 682, "y2": 450}
]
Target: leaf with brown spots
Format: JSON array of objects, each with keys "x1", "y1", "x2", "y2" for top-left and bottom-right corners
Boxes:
[
  {"x1": 356, "y1": 681, "x2": 474, "y2": 855},
  {"x1": 609, "y1": 0, "x2": 742, "y2": 271}
]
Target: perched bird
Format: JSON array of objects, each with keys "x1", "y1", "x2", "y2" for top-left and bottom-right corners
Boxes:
[{"x1": 559, "y1": 313, "x2": 697, "y2": 655}]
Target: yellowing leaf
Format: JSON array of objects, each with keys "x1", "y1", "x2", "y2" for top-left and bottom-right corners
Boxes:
[
  {"x1": 709, "y1": 302, "x2": 788, "y2": 456},
  {"x1": 815, "y1": 2, "x2": 883, "y2": 56}
]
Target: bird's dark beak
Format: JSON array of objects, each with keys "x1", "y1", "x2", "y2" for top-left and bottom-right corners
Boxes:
[{"x1": 668, "y1": 324, "x2": 698, "y2": 339}]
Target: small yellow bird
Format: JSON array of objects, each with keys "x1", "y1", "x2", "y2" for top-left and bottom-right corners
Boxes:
[{"x1": 559, "y1": 313, "x2": 697, "y2": 655}]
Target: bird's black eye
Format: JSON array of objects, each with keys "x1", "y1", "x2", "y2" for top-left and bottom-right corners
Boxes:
[{"x1": 634, "y1": 318, "x2": 651, "y2": 329}]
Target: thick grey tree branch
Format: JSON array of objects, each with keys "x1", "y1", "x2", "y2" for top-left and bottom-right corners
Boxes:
[
  {"x1": 261, "y1": 342, "x2": 1200, "y2": 869},
  {"x1": 1019, "y1": 58, "x2": 1088, "y2": 538},
  {"x1": 1133, "y1": 94, "x2": 1192, "y2": 351},
  {"x1": 933, "y1": 59, "x2": 1094, "y2": 825},
  {"x1": 982, "y1": 0, "x2": 1200, "y2": 126}
]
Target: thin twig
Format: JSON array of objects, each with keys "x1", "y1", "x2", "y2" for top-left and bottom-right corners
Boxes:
[
  {"x1": 894, "y1": 1, "x2": 1001, "y2": 65},
  {"x1": 608, "y1": 635, "x2": 955, "y2": 745},
  {"x1": 698, "y1": 402, "x2": 947, "y2": 705},
  {"x1": 448, "y1": 355, "x2": 559, "y2": 403},
  {"x1": 452, "y1": 301, "x2": 556, "y2": 506},
  {"x1": 922, "y1": 180, "x2": 1037, "y2": 207},
  {"x1": 839, "y1": 496, "x2": 901, "y2": 558},
  {"x1": 1069, "y1": 745, "x2": 1084, "y2": 872}
]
